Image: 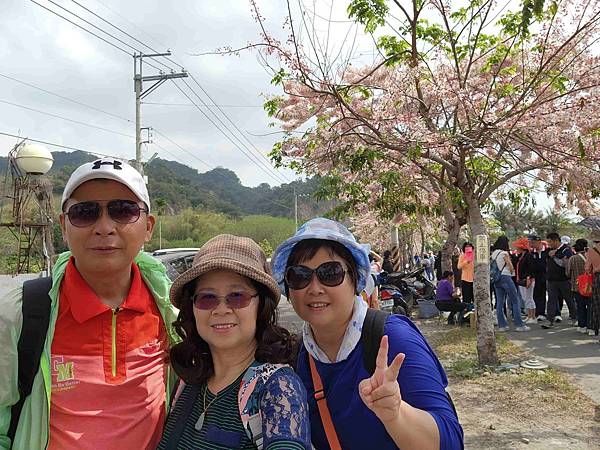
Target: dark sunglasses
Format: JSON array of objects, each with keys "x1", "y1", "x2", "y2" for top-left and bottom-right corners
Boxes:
[
  {"x1": 285, "y1": 261, "x2": 347, "y2": 290},
  {"x1": 192, "y1": 291, "x2": 258, "y2": 310},
  {"x1": 65, "y1": 200, "x2": 148, "y2": 228}
]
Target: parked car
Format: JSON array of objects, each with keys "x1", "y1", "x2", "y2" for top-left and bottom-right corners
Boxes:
[{"x1": 150, "y1": 248, "x2": 199, "y2": 281}]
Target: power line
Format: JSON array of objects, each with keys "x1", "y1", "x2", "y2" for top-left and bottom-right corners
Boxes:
[
  {"x1": 173, "y1": 80, "x2": 287, "y2": 185},
  {"x1": 0, "y1": 131, "x2": 112, "y2": 156},
  {"x1": 29, "y1": 0, "x2": 132, "y2": 56},
  {"x1": 180, "y1": 79, "x2": 288, "y2": 184},
  {"x1": 67, "y1": 0, "x2": 181, "y2": 71},
  {"x1": 33, "y1": 0, "x2": 165, "y2": 72},
  {"x1": 153, "y1": 128, "x2": 214, "y2": 171},
  {"x1": 0, "y1": 72, "x2": 132, "y2": 123},
  {"x1": 71, "y1": 0, "x2": 291, "y2": 183},
  {"x1": 0, "y1": 99, "x2": 135, "y2": 139},
  {"x1": 142, "y1": 101, "x2": 263, "y2": 108},
  {"x1": 151, "y1": 128, "x2": 293, "y2": 211},
  {"x1": 28, "y1": 0, "x2": 293, "y2": 186},
  {"x1": 188, "y1": 73, "x2": 293, "y2": 182}
]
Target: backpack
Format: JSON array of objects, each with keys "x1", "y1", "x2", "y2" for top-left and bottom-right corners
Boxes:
[
  {"x1": 490, "y1": 251, "x2": 506, "y2": 284},
  {"x1": 165, "y1": 362, "x2": 288, "y2": 450},
  {"x1": 359, "y1": 309, "x2": 458, "y2": 416},
  {"x1": 9, "y1": 277, "x2": 53, "y2": 444}
]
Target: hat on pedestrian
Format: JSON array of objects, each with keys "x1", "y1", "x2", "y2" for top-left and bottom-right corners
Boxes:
[
  {"x1": 270, "y1": 217, "x2": 370, "y2": 293},
  {"x1": 560, "y1": 235, "x2": 571, "y2": 245},
  {"x1": 591, "y1": 229, "x2": 600, "y2": 243},
  {"x1": 527, "y1": 234, "x2": 541, "y2": 242},
  {"x1": 61, "y1": 157, "x2": 150, "y2": 211},
  {"x1": 512, "y1": 237, "x2": 530, "y2": 250},
  {"x1": 169, "y1": 234, "x2": 280, "y2": 309}
]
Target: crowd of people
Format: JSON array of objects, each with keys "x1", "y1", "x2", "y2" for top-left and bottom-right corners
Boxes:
[
  {"x1": 490, "y1": 232, "x2": 600, "y2": 338},
  {"x1": 0, "y1": 158, "x2": 464, "y2": 449},
  {"x1": 429, "y1": 232, "x2": 600, "y2": 340}
]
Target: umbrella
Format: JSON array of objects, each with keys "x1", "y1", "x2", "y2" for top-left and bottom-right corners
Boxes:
[{"x1": 578, "y1": 216, "x2": 600, "y2": 230}]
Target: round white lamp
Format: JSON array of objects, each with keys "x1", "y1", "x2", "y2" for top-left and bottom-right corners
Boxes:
[{"x1": 15, "y1": 143, "x2": 54, "y2": 175}]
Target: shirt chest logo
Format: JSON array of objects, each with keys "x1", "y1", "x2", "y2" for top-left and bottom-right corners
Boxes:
[{"x1": 51, "y1": 356, "x2": 80, "y2": 391}]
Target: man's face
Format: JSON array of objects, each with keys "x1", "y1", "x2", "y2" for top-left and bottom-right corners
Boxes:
[
  {"x1": 547, "y1": 238, "x2": 561, "y2": 249},
  {"x1": 59, "y1": 180, "x2": 155, "y2": 278},
  {"x1": 529, "y1": 240, "x2": 541, "y2": 251}
]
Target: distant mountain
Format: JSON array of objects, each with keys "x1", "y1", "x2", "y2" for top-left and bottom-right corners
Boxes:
[{"x1": 0, "y1": 151, "x2": 332, "y2": 218}]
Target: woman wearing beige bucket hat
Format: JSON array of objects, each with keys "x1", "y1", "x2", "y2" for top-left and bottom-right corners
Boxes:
[{"x1": 157, "y1": 234, "x2": 310, "y2": 450}]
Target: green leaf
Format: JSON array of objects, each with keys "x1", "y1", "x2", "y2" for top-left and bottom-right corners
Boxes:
[
  {"x1": 347, "y1": 0, "x2": 388, "y2": 33},
  {"x1": 270, "y1": 68, "x2": 289, "y2": 86}
]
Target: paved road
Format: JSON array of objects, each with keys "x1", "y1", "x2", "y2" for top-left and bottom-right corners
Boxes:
[
  {"x1": 506, "y1": 316, "x2": 600, "y2": 404},
  {"x1": 277, "y1": 297, "x2": 303, "y2": 334}
]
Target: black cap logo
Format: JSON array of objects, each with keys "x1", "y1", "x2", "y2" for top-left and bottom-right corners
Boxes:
[{"x1": 92, "y1": 159, "x2": 122, "y2": 170}]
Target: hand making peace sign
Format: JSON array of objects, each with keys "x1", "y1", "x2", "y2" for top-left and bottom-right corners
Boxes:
[{"x1": 358, "y1": 335, "x2": 405, "y2": 424}]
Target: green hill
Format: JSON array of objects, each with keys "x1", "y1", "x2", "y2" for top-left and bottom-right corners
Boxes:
[{"x1": 0, "y1": 151, "x2": 329, "y2": 218}]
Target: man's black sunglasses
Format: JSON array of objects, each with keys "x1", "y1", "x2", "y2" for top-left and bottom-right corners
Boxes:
[{"x1": 65, "y1": 200, "x2": 148, "y2": 228}]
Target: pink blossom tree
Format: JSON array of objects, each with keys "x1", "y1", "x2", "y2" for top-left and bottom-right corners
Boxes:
[{"x1": 248, "y1": 0, "x2": 600, "y2": 364}]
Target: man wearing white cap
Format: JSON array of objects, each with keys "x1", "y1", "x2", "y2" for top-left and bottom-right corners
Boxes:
[{"x1": 0, "y1": 157, "x2": 179, "y2": 450}]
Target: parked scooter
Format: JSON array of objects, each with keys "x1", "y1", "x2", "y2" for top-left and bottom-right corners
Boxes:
[
  {"x1": 397, "y1": 267, "x2": 436, "y2": 300},
  {"x1": 378, "y1": 272, "x2": 417, "y2": 316},
  {"x1": 378, "y1": 284, "x2": 411, "y2": 316}
]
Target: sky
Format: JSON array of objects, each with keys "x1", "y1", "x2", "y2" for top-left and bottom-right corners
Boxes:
[
  {"x1": 0, "y1": 0, "x2": 558, "y2": 212},
  {"x1": 1, "y1": 0, "x2": 338, "y2": 187}
]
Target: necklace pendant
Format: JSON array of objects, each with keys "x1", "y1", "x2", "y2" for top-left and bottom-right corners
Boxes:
[{"x1": 195, "y1": 412, "x2": 205, "y2": 431}]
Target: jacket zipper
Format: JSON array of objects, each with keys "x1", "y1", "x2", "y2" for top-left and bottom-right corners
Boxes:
[{"x1": 111, "y1": 307, "x2": 119, "y2": 377}]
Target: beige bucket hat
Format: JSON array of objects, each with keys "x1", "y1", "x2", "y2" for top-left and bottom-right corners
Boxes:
[{"x1": 169, "y1": 234, "x2": 280, "y2": 309}]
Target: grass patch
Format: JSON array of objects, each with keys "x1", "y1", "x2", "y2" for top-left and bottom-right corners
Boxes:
[
  {"x1": 429, "y1": 326, "x2": 524, "y2": 379},
  {"x1": 429, "y1": 326, "x2": 590, "y2": 403}
]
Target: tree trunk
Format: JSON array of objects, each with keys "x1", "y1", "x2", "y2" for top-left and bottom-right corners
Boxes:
[
  {"x1": 466, "y1": 196, "x2": 499, "y2": 366},
  {"x1": 441, "y1": 216, "x2": 461, "y2": 273}
]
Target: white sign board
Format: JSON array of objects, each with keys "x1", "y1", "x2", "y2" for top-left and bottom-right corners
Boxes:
[{"x1": 476, "y1": 235, "x2": 489, "y2": 264}]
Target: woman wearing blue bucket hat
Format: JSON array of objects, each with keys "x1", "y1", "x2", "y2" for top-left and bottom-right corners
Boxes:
[{"x1": 272, "y1": 218, "x2": 463, "y2": 450}]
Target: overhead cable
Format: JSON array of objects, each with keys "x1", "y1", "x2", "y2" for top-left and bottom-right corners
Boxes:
[
  {"x1": 174, "y1": 80, "x2": 287, "y2": 185},
  {"x1": 0, "y1": 72, "x2": 132, "y2": 123}
]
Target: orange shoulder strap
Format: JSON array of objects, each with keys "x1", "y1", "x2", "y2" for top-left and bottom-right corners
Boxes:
[{"x1": 309, "y1": 354, "x2": 342, "y2": 450}]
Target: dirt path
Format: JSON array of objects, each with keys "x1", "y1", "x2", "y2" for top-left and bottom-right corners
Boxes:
[{"x1": 415, "y1": 319, "x2": 600, "y2": 449}]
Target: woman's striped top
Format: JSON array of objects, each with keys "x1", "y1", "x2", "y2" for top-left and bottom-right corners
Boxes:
[{"x1": 157, "y1": 366, "x2": 310, "y2": 449}]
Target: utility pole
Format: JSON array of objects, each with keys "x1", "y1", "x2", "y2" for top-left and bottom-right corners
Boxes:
[{"x1": 133, "y1": 51, "x2": 187, "y2": 175}]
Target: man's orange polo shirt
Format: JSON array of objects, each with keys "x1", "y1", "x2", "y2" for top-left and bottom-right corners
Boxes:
[{"x1": 48, "y1": 258, "x2": 168, "y2": 450}]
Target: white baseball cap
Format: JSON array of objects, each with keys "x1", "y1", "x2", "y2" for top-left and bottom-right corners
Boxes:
[{"x1": 61, "y1": 157, "x2": 150, "y2": 212}]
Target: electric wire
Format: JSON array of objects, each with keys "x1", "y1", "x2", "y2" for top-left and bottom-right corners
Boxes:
[
  {"x1": 27, "y1": 0, "x2": 294, "y2": 186},
  {"x1": 174, "y1": 80, "x2": 287, "y2": 185},
  {"x1": 38, "y1": 0, "x2": 164, "y2": 71},
  {"x1": 142, "y1": 102, "x2": 263, "y2": 108},
  {"x1": 29, "y1": 0, "x2": 132, "y2": 57},
  {"x1": 0, "y1": 131, "x2": 113, "y2": 156},
  {"x1": 188, "y1": 73, "x2": 293, "y2": 182},
  {"x1": 152, "y1": 128, "x2": 293, "y2": 211},
  {"x1": 68, "y1": 0, "x2": 180, "y2": 71},
  {"x1": 0, "y1": 99, "x2": 135, "y2": 139},
  {"x1": 88, "y1": 0, "x2": 183, "y2": 69},
  {"x1": 68, "y1": 0, "x2": 292, "y2": 183},
  {"x1": 180, "y1": 79, "x2": 288, "y2": 184},
  {"x1": 0, "y1": 72, "x2": 132, "y2": 124}
]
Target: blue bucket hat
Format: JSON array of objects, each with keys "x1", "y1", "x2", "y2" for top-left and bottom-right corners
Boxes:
[{"x1": 271, "y1": 218, "x2": 371, "y2": 294}]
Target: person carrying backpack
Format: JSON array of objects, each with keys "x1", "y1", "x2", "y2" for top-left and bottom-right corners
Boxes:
[
  {"x1": 491, "y1": 236, "x2": 531, "y2": 332},
  {"x1": 271, "y1": 218, "x2": 464, "y2": 450},
  {"x1": 0, "y1": 158, "x2": 179, "y2": 449},
  {"x1": 157, "y1": 235, "x2": 310, "y2": 450}
]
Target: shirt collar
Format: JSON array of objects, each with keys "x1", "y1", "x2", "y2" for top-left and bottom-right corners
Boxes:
[
  {"x1": 62, "y1": 257, "x2": 146, "y2": 323},
  {"x1": 302, "y1": 295, "x2": 368, "y2": 363}
]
